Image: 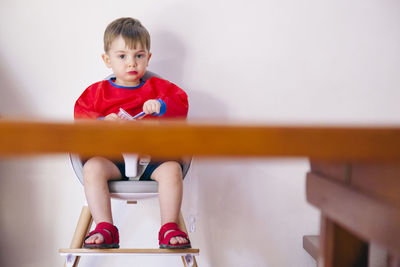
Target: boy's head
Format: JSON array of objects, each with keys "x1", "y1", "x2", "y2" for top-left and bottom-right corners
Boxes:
[
  {"x1": 102, "y1": 17, "x2": 152, "y2": 87},
  {"x1": 104, "y1": 17, "x2": 151, "y2": 53}
]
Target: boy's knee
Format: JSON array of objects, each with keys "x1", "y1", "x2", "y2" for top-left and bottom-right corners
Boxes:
[
  {"x1": 153, "y1": 161, "x2": 183, "y2": 182},
  {"x1": 165, "y1": 161, "x2": 183, "y2": 177},
  {"x1": 82, "y1": 157, "x2": 109, "y2": 181}
]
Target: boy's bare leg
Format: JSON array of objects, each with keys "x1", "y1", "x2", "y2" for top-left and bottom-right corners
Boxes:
[
  {"x1": 82, "y1": 156, "x2": 122, "y2": 244},
  {"x1": 151, "y1": 161, "x2": 188, "y2": 245}
]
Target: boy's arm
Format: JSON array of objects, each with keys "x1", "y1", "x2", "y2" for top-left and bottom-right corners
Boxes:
[
  {"x1": 74, "y1": 87, "x2": 102, "y2": 119},
  {"x1": 158, "y1": 84, "x2": 189, "y2": 119}
]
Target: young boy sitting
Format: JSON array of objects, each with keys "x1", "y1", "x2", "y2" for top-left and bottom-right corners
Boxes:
[{"x1": 74, "y1": 17, "x2": 190, "y2": 249}]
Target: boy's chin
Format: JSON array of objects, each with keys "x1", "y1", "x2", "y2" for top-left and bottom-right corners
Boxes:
[{"x1": 122, "y1": 75, "x2": 143, "y2": 81}]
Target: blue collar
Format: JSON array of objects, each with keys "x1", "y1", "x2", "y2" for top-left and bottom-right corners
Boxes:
[{"x1": 108, "y1": 77, "x2": 146, "y2": 89}]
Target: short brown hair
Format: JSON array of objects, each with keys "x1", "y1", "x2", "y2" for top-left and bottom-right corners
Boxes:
[{"x1": 103, "y1": 17, "x2": 151, "y2": 52}]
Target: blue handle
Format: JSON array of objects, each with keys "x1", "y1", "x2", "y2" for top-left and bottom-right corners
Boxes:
[{"x1": 132, "y1": 111, "x2": 146, "y2": 119}]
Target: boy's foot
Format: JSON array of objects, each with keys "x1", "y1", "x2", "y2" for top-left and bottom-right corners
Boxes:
[
  {"x1": 85, "y1": 229, "x2": 189, "y2": 245},
  {"x1": 164, "y1": 230, "x2": 190, "y2": 245},
  {"x1": 83, "y1": 222, "x2": 119, "y2": 249},
  {"x1": 159, "y1": 222, "x2": 191, "y2": 249},
  {"x1": 85, "y1": 230, "x2": 189, "y2": 245},
  {"x1": 84, "y1": 226, "x2": 189, "y2": 245},
  {"x1": 85, "y1": 232, "x2": 107, "y2": 244}
]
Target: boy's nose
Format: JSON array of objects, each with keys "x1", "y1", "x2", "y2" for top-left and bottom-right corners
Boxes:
[{"x1": 127, "y1": 56, "x2": 137, "y2": 67}]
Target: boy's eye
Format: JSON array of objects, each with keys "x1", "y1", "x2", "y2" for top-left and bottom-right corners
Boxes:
[
  {"x1": 119, "y1": 55, "x2": 125, "y2": 59},
  {"x1": 137, "y1": 54, "x2": 144, "y2": 59}
]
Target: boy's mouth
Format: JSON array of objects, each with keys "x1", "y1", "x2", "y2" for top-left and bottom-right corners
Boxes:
[{"x1": 128, "y1": 71, "x2": 138, "y2": 75}]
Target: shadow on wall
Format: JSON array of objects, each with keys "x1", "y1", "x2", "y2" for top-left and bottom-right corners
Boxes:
[
  {"x1": 150, "y1": 23, "x2": 299, "y2": 267},
  {"x1": 0, "y1": 52, "x2": 35, "y2": 117},
  {"x1": 150, "y1": 30, "x2": 186, "y2": 83},
  {"x1": 150, "y1": 27, "x2": 282, "y2": 266},
  {"x1": 185, "y1": 160, "x2": 285, "y2": 267},
  {"x1": 0, "y1": 52, "x2": 47, "y2": 267},
  {"x1": 0, "y1": 161, "x2": 44, "y2": 267},
  {"x1": 150, "y1": 29, "x2": 229, "y2": 120}
]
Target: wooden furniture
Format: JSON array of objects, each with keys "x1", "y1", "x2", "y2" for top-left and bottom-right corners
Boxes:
[
  {"x1": 305, "y1": 161, "x2": 400, "y2": 267},
  {"x1": 1, "y1": 120, "x2": 400, "y2": 267}
]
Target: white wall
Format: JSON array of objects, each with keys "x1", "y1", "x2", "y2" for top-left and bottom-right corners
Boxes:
[{"x1": 0, "y1": 0, "x2": 399, "y2": 266}]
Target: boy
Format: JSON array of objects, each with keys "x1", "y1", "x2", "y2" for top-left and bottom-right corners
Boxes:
[{"x1": 74, "y1": 17, "x2": 190, "y2": 249}]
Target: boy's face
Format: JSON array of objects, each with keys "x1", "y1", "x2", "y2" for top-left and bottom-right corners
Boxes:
[{"x1": 102, "y1": 35, "x2": 152, "y2": 87}]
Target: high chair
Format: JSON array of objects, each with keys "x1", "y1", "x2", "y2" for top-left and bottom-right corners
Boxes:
[{"x1": 59, "y1": 72, "x2": 199, "y2": 267}]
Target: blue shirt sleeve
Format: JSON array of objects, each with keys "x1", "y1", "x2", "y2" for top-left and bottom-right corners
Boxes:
[{"x1": 157, "y1": 99, "x2": 167, "y2": 116}]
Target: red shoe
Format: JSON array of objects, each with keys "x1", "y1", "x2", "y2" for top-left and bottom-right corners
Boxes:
[
  {"x1": 83, "y1": 222, "x2": 119, "y2": 249},
  {"x1": 158, "y1": 222, "x2": 191, "y2": 249}
]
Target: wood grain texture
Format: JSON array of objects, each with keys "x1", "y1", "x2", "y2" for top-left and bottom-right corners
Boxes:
[{"x1": 1, "y1": 120, "x2": 400, "y2": 160}]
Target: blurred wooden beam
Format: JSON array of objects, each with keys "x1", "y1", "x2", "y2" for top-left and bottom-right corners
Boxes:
[{"x1": 1, "y1": 119, "x2": 400, "y2": 159}]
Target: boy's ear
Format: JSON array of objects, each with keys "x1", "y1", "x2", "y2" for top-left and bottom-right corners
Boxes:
[
  {"x1": 102, "y1": 53, "x2": 111, "y2": 68},
  {"x1": 147, "y1": 52, "x2": 152, "y2": 66}
]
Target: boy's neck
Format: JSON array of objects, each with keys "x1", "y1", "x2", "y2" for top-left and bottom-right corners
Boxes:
[{"x1": 114, "y1": 78, "x2": 141, "y2": 87}]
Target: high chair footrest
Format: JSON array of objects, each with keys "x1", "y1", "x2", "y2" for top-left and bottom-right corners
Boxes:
[{"x1": 59, "y1": 248, "x2": 199, "y2": 256}]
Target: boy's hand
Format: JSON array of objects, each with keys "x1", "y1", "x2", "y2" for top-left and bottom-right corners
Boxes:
[
  {"x1": 104, "y1": 113, "x2": 120, "y2": 121},
  {"x1": 143, "y1": 99, "x2": 161, "y2": 115}
]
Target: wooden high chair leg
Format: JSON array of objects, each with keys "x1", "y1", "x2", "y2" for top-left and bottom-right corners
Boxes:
[
  {"x1": 64, "y1": 206, "x2": 93, "y2": 267},
  {"x1": 178, "y1": 211, "x2": 198, "y2": 267}
]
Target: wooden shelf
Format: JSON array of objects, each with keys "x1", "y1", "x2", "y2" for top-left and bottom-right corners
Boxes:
[
  {"x1": 303, "y1": 235, "x2": 319, "y2": 261},
  {"x1": 59, "y1": 248, "x2": 199, "y2": 256}
]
